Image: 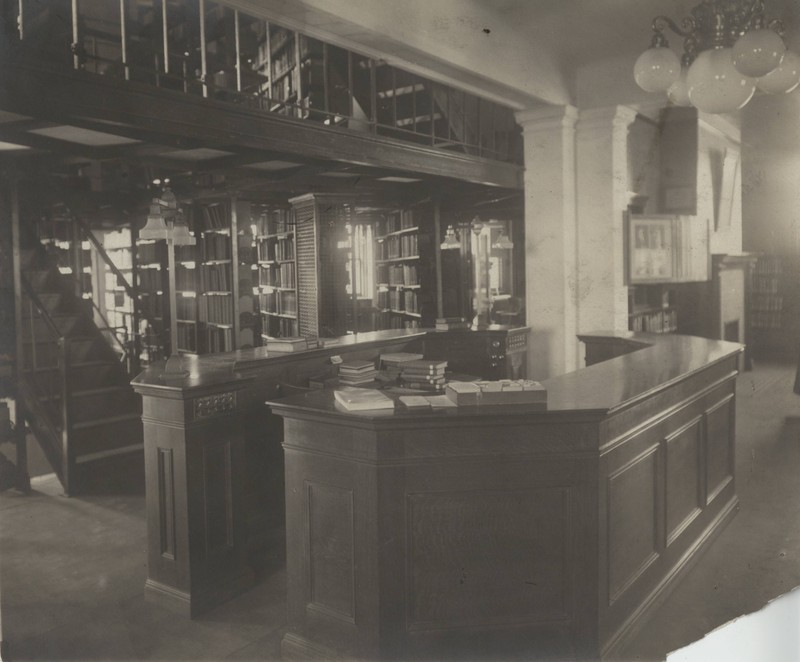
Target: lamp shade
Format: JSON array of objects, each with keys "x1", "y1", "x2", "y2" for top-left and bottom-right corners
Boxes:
[
  {"x1": 687, "y1": 48, "x2": 756, "y2": 114},
  {"x1": 139, "y1": 202, "x2": 168, "y2": 240},
  {"x1": 667, "y1": 67, "x2": 692, "y2": 106},
  {"x1": 491, "y1": 231, "x2": 514, "y2": 250},
  {"x1": 634, "y1": 46, "x2": 681, "y2": 93},
  {"x1": 757, "y1": 49, "x2": 800, "y2": 94},
  {"x1": 732, "y1": 28, "x2": 786, "y2": 78}
]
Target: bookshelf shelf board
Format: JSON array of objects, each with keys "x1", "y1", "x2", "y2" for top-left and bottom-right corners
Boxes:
[
  {"x1": 389, "y1": 284, "x2": 420, "y2": 289},
  {"x1": 139, "y1": 262, "x2": 162, "y2": 269},
  {"x1": 177, "y1": 319, "x2": 197, "y2": 324},
  {"x1": 203, "y1": 291, "x2": 233, "y2": 296},
  {"x1": 259, "y1": 285, "x2": 296, "y2": 292},
  {"x1": 375, "y1": 227, "x2": 419, "y2": 240},
  {"x1": 258, "y1": 260, "x2": 276, "y2": 266},
  {"x1": 376, "y1": 256, "x2": 420, "y2": 264},
  {"x1": 202, "y1": 228, "x2": 231, "y2": 235},
  {"x1": 257, "y1": 232, "x2": 295, "y2": 239},
  {"x1": 261, "y1": 311, "x2": 298, "y2": 319},
  {"x1": 389, "y1": 310, "x2": 421, "y2": 317},
  {"x1": 205, "y1": 322, "x2": 234, "y2": 329},
  {"x1": 202, "y1": 259, "x2": 232, "y2": 265},
  {"x1": 178, "y1": 261, "x2": 196, "y2": 267}
]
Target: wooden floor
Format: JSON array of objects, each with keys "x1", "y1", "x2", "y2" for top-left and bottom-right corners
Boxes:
[{"x1": 1, "y1": 358, "x2": 800, "y2": 661}]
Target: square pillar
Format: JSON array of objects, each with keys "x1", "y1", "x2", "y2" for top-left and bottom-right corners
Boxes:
[{"x1": 516, "y1": 105, "x2": 579, "y2": 379}]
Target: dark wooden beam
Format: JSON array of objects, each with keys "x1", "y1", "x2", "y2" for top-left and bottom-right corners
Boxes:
[{"x1": 0, "y1": 63, "x2": 522, "y2": 190}]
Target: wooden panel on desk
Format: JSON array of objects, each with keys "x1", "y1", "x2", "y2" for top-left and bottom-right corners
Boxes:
[
  {"x1": 665, "y1": 418, "x2": 703, "y2": 546},
  {"x1": 705, "y1": 394, "x2": 735, "y2": 505}
]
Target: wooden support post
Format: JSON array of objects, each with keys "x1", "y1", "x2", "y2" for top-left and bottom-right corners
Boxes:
[{"x1": 9, "y1": 183, "x2": 29, "y2": 493}]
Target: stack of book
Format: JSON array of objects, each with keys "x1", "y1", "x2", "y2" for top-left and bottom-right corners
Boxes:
[
  {"x1": 435, "y1": 317, "x2": 471, "y2": 331},
  {"x1": 339, "y1": 359, "x2": 378, "y2": 385},
  {"x1": 399, "y1": 359, "x2": 448, "y2": 391},
  {"x1": 379, "y1": 352, "x2": 423, "y2": 380},
  {"x1": 265, "y1": 336, "x2": 308, "y2": 353}
]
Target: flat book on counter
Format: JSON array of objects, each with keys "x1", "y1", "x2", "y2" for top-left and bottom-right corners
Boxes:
[
  {"x1": 445, "y1": 380, "x2": 547, "y2": 406},
  {"x1": 265, "y1": 337, "x2": 310, "y2": 352},
  {"x1": 334, "y1": 387, "x2": 395, "y2": 411}
]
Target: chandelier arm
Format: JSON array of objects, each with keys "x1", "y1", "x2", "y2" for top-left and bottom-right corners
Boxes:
[
  {"x1": 652, "y1": 15, "x2": 695, "y2": 39},
  {"x1": 767, "y1": 18, "x2": 785, "y2": 37},
  {"x1": 740, "y1": 0, "x2": 767, "y2": 29}
]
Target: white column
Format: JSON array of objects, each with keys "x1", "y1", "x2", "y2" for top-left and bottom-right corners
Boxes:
[
  {"x1": 575, "y1": 106, "x2": 637, "y2": 336},
  {"x1": 515, "y1": 105, "x2": 579, "y2": 379}
]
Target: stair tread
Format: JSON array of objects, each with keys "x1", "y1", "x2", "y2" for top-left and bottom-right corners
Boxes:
[{"x1": 72, "y1": 412, "x2": 141, "y2": 430}]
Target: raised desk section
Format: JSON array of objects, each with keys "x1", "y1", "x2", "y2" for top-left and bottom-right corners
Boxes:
[
  {"x1": 130, "y1": 327, "x2": 527, "y2": 617},
  {"x1": 268, "y1": 332, "x2": 742, "y2": 660}
]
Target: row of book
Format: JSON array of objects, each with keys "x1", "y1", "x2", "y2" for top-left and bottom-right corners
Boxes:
[
  {"x1": 206, "y1": 325, "x2": 234, "y2": 353},
  {"x1": 259, "y1": 290, "x2": 297, "y2": 316},
  {"x1": 175, "y1": 294, "x2": 197, "y2": 321},
  {"x1": 628, "y1": 309, "x2": 677, "y2": 334},
  {"x1": 138, "y1": 267, "x2": 161, "y2": 291},
  {"x1": 263, "y1": 317, "x2": 299, "y2": 338},
  {"x1": 377, "y1": 289, "x2": 418, "y2": 313},
  {"x1": 257, "y1": 236, "x2": 294, "y2": 262},
  {"x1": 752, "y1": 277, "x2": 781, "y2": 294},
  {"x1": 203, "y1": 263, "x2": 231, "y2": 290},
  {"x1": 137, "y1": 241, "x2": 160, "y2": 264},
  {"x1": 252, "y1": 207, "x2": 292, "y2": 236},
  {"x1": 176, "y1": 264, "x2": 195, "y2": 291},
  {"x1": 200, "y1": 292, "x2": 233, "y2": 325},
  {"x1": 376, "y1": 210, "x2": 415, "y2": 236},
  {"x1": 377, "y1": 264, "x2": 419, "y2": 286},
  {"x1": 378, "y1": 234, "x2": 418, "y2": 260},
  {"x1": 175, "y1": 323, "x2": 197, "y2": 352},
  {"x1": 202, "y1": 202, "x2": 229, "y2": 231},
  {"x1": 202, "y1": 233, "x2": 231, "y2": 261},
  {"x1": 259, "y1": 262, "x2": 296, "y2": 288},
  {"x1": 751, "y1": 310, "x2": 783, "y2": 329},
  {"x1": 435, "y1": 317, "x2": 470, "y2": 331},
  {"x1": 398, "y1": 359, "x2": 447, "y2": 392}
]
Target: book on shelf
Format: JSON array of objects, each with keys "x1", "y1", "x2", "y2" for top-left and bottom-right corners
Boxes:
[
  {"x1": 380, "y1": 352, "x2": 424, "y2": 366},
  {"x1": 334, "y1": 387, "x2": 394, "y2": 412},
  {"x1": 340, "y1": 359, "x2": 376, "y2": 372}
]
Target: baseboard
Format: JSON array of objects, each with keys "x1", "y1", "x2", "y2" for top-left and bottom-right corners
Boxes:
[{"x1": 602, "y1": 496, "x2": 739, "y2": 659}]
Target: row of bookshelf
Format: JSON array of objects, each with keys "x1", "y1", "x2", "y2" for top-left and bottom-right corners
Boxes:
[
  {"x1": 203, "y1": 263, "x2": 232, "y2": 291},
  {"x1": 200, "y1": 292, "x2": 234, "y2": 326},
  {"x1": 377, "y1": 289, "x2": 420, "y2": 314},
  {"x1": 259, "y1": 290, "x2": 297, "y2": 317},
  {"x1": 259, "y1": 262, "x2": 296, "y2": 288},
  {"x1": 203, "y1": 233, "x2": 231, "y2": 261}
]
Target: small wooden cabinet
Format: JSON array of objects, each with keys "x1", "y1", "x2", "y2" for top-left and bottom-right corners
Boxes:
[{"x1": 423, "y1": 325, "x2": 529, "y2": 380}]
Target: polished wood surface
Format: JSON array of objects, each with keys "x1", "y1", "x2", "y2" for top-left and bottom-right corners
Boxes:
[
  {"x1": 132, "y1": 327, "x2": 529, "y2": 617},
  {"x1": 269, "y1": 333, "x2": 742, "y2": 660}
]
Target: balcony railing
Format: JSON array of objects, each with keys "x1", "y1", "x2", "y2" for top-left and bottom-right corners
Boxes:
[{"x1": 12, "y1": 0, "x2": 522, "y2": 164}]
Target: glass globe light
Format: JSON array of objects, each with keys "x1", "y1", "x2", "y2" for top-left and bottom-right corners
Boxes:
[
  {"x1": 756, "y1": 49, "x2": 800, "y2": 94},
  {"x1": 687, "y1": 48, "x2": 756, "y2": 114},
  {"x1": 634, "y1": 46, "x2": 681, "y2": 93},
  {"x1": 667, "y1": 67, "x2": 692, "y2": 106},
  {"x1": 732, "y1": 28, "x2": 786, "y2": 78}
]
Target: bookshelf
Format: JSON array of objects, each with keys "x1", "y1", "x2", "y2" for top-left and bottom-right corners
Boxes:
[
  {"x1": 254, "y1": 205, "x2": 298, "y2": 339},
  {"x1": 198, "y1": 200, "x2": 235, "y2": 354},
  {"x1": 174, "y1": 241, "x2": 199, "y2": 354},
  {"x1": 135, "y1": 238, "x2": 166, "y2": 362},
  {"x1": 628, "y1": 286, "x2": 678, "y2": 334},
  {"x1": 235, "y1": 201, "x2": 260, "y2": 349},
  {"x1": 750, "y1": 254, "x2": 799, "y2": 357},
  {"x1": 374, "y1": 208, "x2": 430, "y2": 330}
]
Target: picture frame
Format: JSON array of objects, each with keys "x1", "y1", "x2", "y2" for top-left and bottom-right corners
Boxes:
[{"x1": 628, "y1": 215, "x2": 676, "y2": 283}]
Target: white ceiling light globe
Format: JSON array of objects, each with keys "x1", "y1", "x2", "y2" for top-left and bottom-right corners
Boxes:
[
  {"x1": 756, "y1": 49, "x2": 800, "y2": 94},
  {"x1": 687, "y1": 48, "x2": 756, "y2": 113},
  {"x1": 732, "y1": 28, "x2": 786, "y2": 78},
  {"x1": 667, "y1": 68, "x2": 692, "y2": 106},
  {"x1": 634, "y1": 46, "x2": 681, "y2": 93}
]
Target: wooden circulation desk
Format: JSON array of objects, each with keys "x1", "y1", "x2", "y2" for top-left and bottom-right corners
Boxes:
[
  {"x1": 268, "y1": 332, "x2": 743, "y2": 661},
  {"x1": 130, "y1": 327, "x2": 527, "y2": 617}
]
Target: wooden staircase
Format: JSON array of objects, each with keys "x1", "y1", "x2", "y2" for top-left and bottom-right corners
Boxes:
[{"x1": 18, "y1": 248, "x2": 143, "y2": 496}]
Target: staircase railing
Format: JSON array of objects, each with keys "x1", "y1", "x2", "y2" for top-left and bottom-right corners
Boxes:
[
  {"x1": 19, "y1": 276, "x2": 72, "y2": 490},
  {"x1": 74, "y1": 216, "x2": 164, "y2": 376}
]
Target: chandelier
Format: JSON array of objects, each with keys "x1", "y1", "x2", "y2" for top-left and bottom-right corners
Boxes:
[{"x1": 634, "y1": 0, "x2": 800, "y2": 114}]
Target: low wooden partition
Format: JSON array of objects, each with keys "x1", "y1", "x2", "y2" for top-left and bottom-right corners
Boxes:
[
  {"x1": 130, "y1": 326, "x2": 527, "y2": 617},
  {"x1": 268, "y1": 333, "x2": 742, "y2": 660}
]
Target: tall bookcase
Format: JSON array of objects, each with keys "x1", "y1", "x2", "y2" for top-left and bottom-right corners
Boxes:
[
  {"x1": 750, "y1": 254, "x2": 800, "y2": 357},
  {"x1": 197, "y1": 200, "x2": 236, "y2": 353},
  {"x1": 174, "y1": 241, "x2": 199, "y2": 354},
  {"x1": 136, "y1": 237, "x2": 166, "y2": 362},
  {"x1": 374, "y1": 207, "x2": 434, "y2": 330},
  {"x1": 253, "y1": 204, "x2": 298, "y2": 340}
]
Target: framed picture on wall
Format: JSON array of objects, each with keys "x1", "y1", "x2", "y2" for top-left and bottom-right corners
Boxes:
[{"x1": 628, "y1": 215, "x2": 676, "y2": 283}]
